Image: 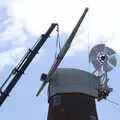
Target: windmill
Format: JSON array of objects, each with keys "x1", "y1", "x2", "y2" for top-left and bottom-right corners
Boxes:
[
  {"x1": 39, "y1": 44, "x2": 117, "y2": 120},
  {"x1": 36, "y1": 11, "x2": 117, "y2": 120}
]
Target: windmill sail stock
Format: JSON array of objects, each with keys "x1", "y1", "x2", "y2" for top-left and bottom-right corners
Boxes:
[{"x1": 36, "y1": 7, "x2": 89, "y2": 96}]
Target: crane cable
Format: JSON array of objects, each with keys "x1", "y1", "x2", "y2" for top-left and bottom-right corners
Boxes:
[{"x1": 54, "y1": 24, "x2": 61, "y2": 59}]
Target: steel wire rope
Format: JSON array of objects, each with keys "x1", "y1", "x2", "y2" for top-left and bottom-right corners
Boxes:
[{"x1": 54, "y1": 24, "x2": 61, "y2": 60}]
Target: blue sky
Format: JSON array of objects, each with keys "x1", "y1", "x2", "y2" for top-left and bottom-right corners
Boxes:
[{"x1": 0, "y1": 0, "x2": 120, "y2": 120}]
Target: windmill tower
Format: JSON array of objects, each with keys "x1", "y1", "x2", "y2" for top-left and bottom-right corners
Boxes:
[
  {"x1": 47, "y1": 68, "x2": 99, "y2": 120},
  {"x1": 40, "y1": 44, "x2": 117, "y2": 120}
]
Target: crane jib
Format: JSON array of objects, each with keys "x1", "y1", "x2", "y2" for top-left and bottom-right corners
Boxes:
[{"x1": 0, "y1": 23, "x2": 58, "y2": 106}]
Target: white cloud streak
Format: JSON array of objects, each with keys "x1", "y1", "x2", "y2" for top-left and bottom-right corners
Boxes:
[
  {"x1": 10, "y1": 0, "x2": 120, "y2": 53},
  {"x1": 0, "y1": 47, "x2": 26, "y2": 70},
  {"x1": 0, "y1": 0, "x2": 120, "y2": 69},
  {"x1": 11, "y1": 0, "x2": 89, "y2": 35},
  {"x1": 0, "y1": 1, "x2": 38, "y2": 70}
]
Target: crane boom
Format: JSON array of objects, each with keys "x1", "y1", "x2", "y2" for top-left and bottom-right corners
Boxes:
[
  {"x1": 36, "y1": 7, "x2": 89, "y2": 96},
  {"x1": 0, "y1": 23, "x2": 58, "y2": 106}
]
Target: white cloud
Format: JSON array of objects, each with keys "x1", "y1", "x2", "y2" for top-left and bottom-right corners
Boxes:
[
  {"x1": 67, "y1": 26, "x2": 89, "y2": 56},
  {"x1": 0, "y1": 0, "x2": 120, "y2": 69},
  {"x1": 1, "y1": 20, "x2": 27, "y2": 43},
  {"x1": 67, "y1": 0, "x2": 120, "y2": 55},
  {"x1": 0, "y1": 46, "x2": 45, "y2": 70},
  {"x1": 10, "y1": 0, "x2": 89, "y2": 35},
  {"x1": 0, "y1": 47, "x2": 26, "y2": 70},
  {"x1": 0, "y1": 1, "x2": 38, "y2": 69},
  {"x1": 9, "y1": 0, "x2": 120, "y2": 55},
  {"x1": 89, "y1": 0, "x2": 120, "y2": 51},
  {"x1": 0, "y1": 0, "x2": 89, "y2": 70}
]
